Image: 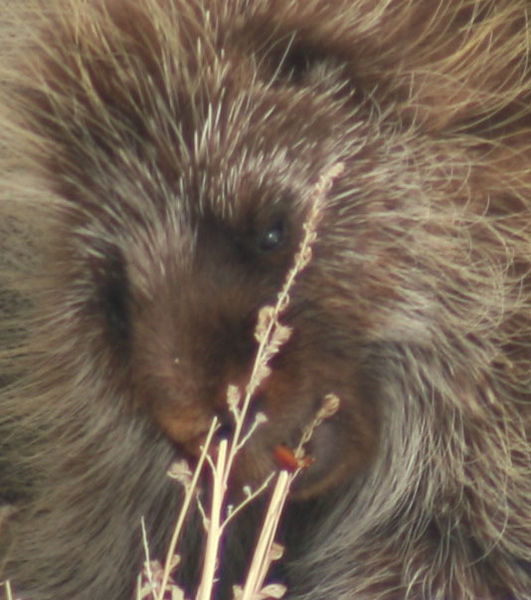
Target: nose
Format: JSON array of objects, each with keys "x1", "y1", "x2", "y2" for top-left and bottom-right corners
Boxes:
[
  {"x1": 155, "y1": 404, "x2": 214, "y2": 453},
  {"x1": 181, "y1": 416, "x2": 236, "y2": 458},
  {"x1": 157, "y1": 398, "x2": 239, "y2": 457}
]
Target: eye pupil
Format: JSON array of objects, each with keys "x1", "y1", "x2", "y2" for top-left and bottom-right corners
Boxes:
[{"x1": 259, "y1": 220, "x2": 285, "y2": 251}]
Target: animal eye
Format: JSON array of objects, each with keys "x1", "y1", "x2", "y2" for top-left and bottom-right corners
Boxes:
[{"x1": 259, "y1": 219, "x2": 285, "y2": 252}]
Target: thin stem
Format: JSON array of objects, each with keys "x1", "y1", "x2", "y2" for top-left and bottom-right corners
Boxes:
[
  {"x1": 238, "y1": 471, "x2": 294, "y2": 600},
  {"x1": 156, "y1": 418, "x2": 219, "y2": 600},
  {"x1": 139, "y1": 517, "x2": 155, "y2": 600},
  {"x1": 196, "y1": 439, "x2": 228, "y2": 600},
  {"x1": 222, "y1": 472, "x2": 275, "y2": 531}
]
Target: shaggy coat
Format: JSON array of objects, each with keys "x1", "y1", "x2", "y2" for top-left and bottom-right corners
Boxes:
[{"x1": 0, "y1": 0, "x2": 530, "y2": 598}]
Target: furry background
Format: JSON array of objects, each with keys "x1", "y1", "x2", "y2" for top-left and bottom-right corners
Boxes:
[{"x1": 1, "y1": 1, "x2": 530, "y2": 599}]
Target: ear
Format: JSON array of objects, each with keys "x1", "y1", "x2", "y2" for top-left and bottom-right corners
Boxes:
[{"x1": 231, "y1": 0, "x2": 530, "y2": 134}]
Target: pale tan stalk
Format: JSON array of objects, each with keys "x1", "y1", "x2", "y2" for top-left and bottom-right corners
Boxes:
[
  {"x1": 196, "y1": 439, "x2": 227, "y2": 600},
  {"x1": 237, "y1": 471, "x2": 293, "y2": 600},
  {"x1": 154, "y1": 163, "x2": 345, "y2": 600},
  {"x1": 156, "y1": 418, "x2": 219, "y2": 600}
]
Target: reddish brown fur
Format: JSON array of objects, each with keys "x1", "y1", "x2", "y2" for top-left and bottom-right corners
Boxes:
[{"x1": 0, "y1": 1, "x2": 530, "y2": 599}]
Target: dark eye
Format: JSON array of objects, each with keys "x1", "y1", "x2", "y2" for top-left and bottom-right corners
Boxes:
[{"x1": 259, "y1": 219, "x2": 286, "y2": 252}]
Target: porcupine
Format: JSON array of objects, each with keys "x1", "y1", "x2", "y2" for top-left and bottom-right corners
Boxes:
[{"x1": 0, "y1": 0, "x2": 530, "y2": 598}]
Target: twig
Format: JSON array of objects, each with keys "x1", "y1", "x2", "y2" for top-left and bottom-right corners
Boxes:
[
  {"x1": 156, "y1": 418, "x2": 219, "y2": 600},
  {"x1": 222, "y1": 473, "x2": 275, "y2": 529},
  {"x1": 153, "y1": 161, "x2": 345, "y2": 600},
  {"x1": 236, "y1": 393, "x2": 341, "y2": 600},
  {"x1": 222, "y1": 162, "x2": 345, "y2": 490},
  {"x1": 237, "y1": 471, "x2": 293, "y2": 600},
  {"x1": 2, "y1": 581, "x2": 14, "y2": 600},
  {"x1": 196, "y1": 439, "x2": 227, "y2": 600},
  {"x1": 140, "y1": 517, "x2": 155, "y2": 599}
]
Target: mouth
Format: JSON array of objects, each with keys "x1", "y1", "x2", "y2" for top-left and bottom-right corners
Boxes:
[
  {"x1": 214, "y1": 407, "x2": 350, "y2": 500},
  {"x1": 168, "y1": 386, "x2": 374, "y2": 504}
]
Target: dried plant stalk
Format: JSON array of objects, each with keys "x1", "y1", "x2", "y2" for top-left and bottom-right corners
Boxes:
[
  {"x1": 142, "y1": 162, "x2": 345, "y2": 600},
  {"x1": 236, "y1": 393, "x2": 341, "y2": 600},
  {"x1": 154, "y1": 419, "x2": 220, "y2": 600},
  {"x1": 1, "y1": 581, "x2": 16, "y2": 600},
  {"x1": 236, "y1": 471, "x2": 292, "y2": 600},
  {"x1": 195, "y1": 439, "x2": 227, "y2": 600}
]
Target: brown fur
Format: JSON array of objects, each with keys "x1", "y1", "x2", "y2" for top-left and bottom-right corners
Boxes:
[{"x1": 0, "y1": 0, "x2": 530, "y2": 598}]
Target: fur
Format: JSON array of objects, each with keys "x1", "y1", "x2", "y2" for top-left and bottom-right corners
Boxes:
[{"x1": 0, "y1": 0, "x2": 530, "y2": 598}]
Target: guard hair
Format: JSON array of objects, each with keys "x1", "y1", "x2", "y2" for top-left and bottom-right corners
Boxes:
[{"x1": 0, "y1": 1, "x2": 530, "y2": 599}]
